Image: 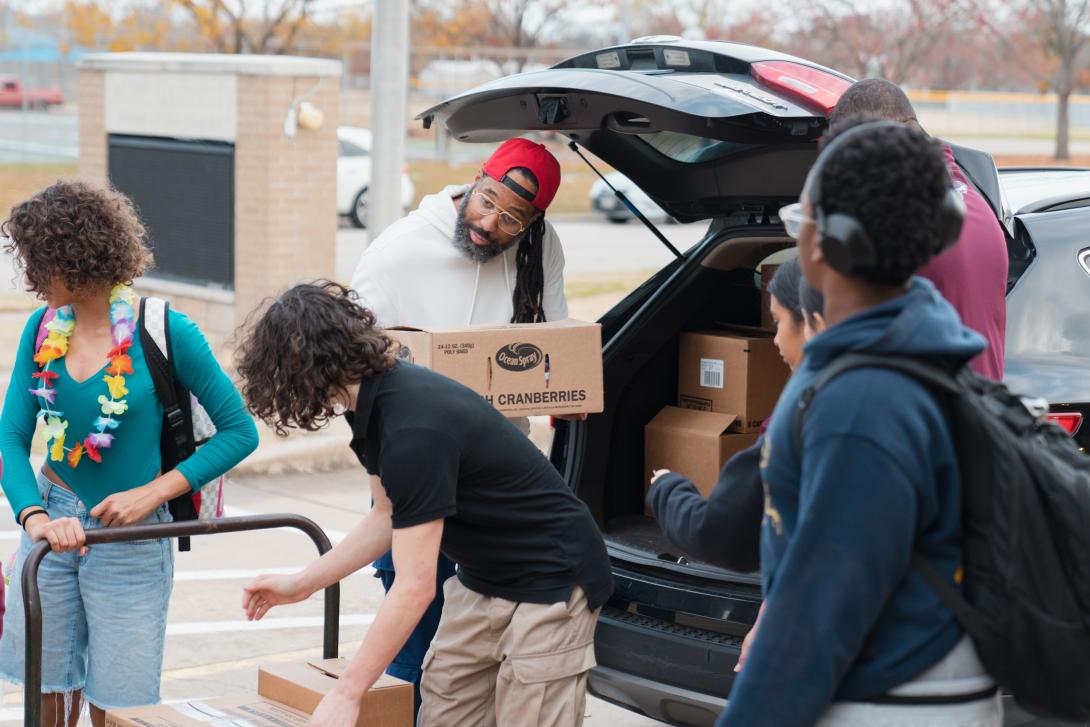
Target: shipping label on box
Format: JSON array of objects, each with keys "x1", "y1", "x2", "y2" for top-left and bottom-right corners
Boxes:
[
  {"x1": 645, "y1": 406, "x2": 760, "y2": 511},
  {"x1": 388, "y1": 320, "x2": 603, "y2": 417},
  {"x1": 106, "y1": 695, "x2": 311, "y2": 727},
  {"x1": 678, "y1": 329, "x2": 789, "y2": 431},
  {"x1": 258, "y1": 659, "x2": 413, "y2": 727}
]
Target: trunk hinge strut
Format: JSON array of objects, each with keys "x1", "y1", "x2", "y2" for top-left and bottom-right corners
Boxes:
[{"x1": 568, "y1": 140, "x2": 682, "y2": 258}]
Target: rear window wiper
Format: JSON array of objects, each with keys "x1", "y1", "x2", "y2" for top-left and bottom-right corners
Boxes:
[{"x1": 568, "y1": 140, "x2": 682, "y2": 258}]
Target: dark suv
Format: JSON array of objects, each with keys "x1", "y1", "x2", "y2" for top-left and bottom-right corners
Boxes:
[{"x1": 420, "y1": 38, "x2": 1090, "y2": 727}]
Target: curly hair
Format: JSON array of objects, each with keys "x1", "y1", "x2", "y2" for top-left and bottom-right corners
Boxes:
[
  {"x1": 814, "y1": 115, "x2": 952, "y2": 286},
  {"x1": 2, "y1": 180, "x2": 153, "y2": 296},
  {"x1": 236, "y1": 281, "x2": 396, "y2": 436}
]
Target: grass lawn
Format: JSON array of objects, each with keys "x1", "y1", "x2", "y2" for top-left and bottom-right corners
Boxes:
[{"x1": 0, "y1": 163, "x2": 79, "y2": 215}]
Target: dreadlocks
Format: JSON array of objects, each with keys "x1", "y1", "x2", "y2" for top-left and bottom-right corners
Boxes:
[{"x1": 511, "y1": 215, "x2": 547, "y2": 323}]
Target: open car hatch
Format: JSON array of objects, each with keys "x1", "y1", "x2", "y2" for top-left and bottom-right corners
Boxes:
[{"x1": 418, "y1": 39, "x2": 854, "y2": 222}]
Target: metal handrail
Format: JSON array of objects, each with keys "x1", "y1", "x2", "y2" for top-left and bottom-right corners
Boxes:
[{"x1": 22, "y1": 514, "x2": 341, "y2": 727}]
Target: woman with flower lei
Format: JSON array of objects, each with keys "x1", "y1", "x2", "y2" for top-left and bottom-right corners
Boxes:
[{"x1": 0, "y1": 181, "x2": 258, "y2": 727}]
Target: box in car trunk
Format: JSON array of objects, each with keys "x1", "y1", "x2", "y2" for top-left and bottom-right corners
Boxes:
[
  {"x1": 677, "y1": 329, "x2": 789, "y2": 431},
  {"x1": 645, "y1": 406, "x2": 760, "y2": 512}
]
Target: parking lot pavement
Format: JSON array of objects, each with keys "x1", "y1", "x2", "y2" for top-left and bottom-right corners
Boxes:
[
  {"x1": 0, "y1": 467, "x2": 661, "y2": 726},
  {"x1": 336, "y1": 215, "x2": 707, "y2": 281}
]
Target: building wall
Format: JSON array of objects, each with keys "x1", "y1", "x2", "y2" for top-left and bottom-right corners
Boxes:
[
  {"x1": 77, "y1": 69, "x2": 106, "y2": 185},
  {"x1": 76, "y1": 56, "x2": 340, "y2": 355},
  {"x1": 234, "y1": 74, "x2": 339, "y2": 321}
]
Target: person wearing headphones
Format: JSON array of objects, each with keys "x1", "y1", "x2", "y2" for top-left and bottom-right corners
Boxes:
[{"x1": 718, "y1": 117, "x2": 1001, "y2": 726}]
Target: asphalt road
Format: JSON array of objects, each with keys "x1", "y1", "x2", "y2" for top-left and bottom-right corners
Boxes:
[
  {"x1": 0, "y1": 109, "x2": 77, "y2": 163},
  {"x1": 0, "y1": 465, "x2": 661, "y2": 725}
]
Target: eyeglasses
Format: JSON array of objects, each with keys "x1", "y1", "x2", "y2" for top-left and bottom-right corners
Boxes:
[
  {"x1": 779, "y1": 203, "x2": 814, "y2": 240},
  {"x1": 469, "y1": 191, "x2": 528, "y2": 236}
]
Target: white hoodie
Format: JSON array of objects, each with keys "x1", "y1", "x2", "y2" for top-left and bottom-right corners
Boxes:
[{"x1": 350, "y1": 184, "x2": 568, "y2": 329}]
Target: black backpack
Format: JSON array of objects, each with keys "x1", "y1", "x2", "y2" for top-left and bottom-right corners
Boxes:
[
  {"x1": 138, "y1": 297, "x2": 220, "y2": 552},
  {"x1": 793, "y1": 352, "x2": 1090, "y2": 720}
]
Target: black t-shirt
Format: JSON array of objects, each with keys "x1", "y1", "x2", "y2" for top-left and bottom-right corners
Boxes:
[{"x1": 348, "y1": 362, "x2": 612, "y2": 610}]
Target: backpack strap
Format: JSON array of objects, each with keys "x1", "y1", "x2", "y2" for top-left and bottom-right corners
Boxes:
[
  {"x1": 911, "y1": 555, "x2": 984, "y2": 634},
  {"x1": 792, "y1": 353, "x2": 960, "y2": 455},
  {"x1": 140, "y1": 297, "x2": 192, "y2": 461},
  {"x1": 139, "y1": 297, "x2": 198, "y2": 551}
]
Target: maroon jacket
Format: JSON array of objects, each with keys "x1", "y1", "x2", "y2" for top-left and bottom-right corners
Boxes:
[{"x1": 916, "y1": 145, "x2": 1008, "y2": 380}]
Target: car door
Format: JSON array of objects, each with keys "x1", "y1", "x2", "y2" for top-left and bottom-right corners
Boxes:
[{"x1": 336, "y1": 136, "x2": 371, "y2": 212}]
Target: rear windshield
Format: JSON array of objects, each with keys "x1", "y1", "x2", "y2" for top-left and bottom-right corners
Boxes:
[{"x1": 637, "y1": 130, "x2": 758, "y2": 164}]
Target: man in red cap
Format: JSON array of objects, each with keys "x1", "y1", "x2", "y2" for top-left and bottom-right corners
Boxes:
[
  {"x1": 347, "y1": 137, "x2": 571, "y2": 718},
  {"x1": 351, "y1": 136, "x2": 566, "y2": 329}
]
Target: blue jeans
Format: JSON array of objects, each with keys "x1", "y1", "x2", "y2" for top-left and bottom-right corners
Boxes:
[
  {"x1": 375, "y1": 552, "x2": 457, "y2": 720},
  {"x1": 0, "y1": 471, "x2": 174, "y2": 709}
]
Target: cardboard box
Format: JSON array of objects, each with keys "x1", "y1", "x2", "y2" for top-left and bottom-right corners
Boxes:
[
  {"x1": 258, "y1": 659, "x2": 413, "y2": 727},
  {"x1": 760, "y1": 263, "x2": 780, "y2": 331},
  {"x1": 645, "y1": 406, "x2": 760, "y2": 506},
  {"x1": 388, "y1": 320, "x2": 603, "y2": 417},
  {"x1": 677, "y1": 328, "x2": 789, "y2": 432},
  {"x1": 106, "y1": 694, "x2": 311, "y2": 727}
]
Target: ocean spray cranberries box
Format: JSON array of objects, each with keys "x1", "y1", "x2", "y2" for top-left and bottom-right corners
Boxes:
[{"x1": 387, "y1": 320, "x2": 604, "y2": 417}]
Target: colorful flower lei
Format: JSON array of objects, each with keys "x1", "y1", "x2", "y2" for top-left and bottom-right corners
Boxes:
[{"x1": 30, "y1": 285, "x2": 136, "y2": 467}]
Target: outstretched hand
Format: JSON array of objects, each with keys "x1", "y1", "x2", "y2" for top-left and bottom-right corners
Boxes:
[{"x1": 242, "y1": 573, "x2": 312, "y2": 621}]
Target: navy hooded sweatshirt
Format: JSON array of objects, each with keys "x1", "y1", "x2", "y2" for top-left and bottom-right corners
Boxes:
[{"x1": 719, "y1": 279, "x2": 985, "y2": 726}]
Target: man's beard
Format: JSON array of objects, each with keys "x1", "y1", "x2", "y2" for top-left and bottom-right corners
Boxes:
[{"x1": 452, "y1": 192, "x2": 525, "y2": 262}]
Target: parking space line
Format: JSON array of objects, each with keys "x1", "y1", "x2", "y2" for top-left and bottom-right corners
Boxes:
[
  {"x1": 160, "y1": 640, "x2": 363, "y2": 682},
  {"x1": 167, "y1": 613, "x2": 375, "y2": 635}
]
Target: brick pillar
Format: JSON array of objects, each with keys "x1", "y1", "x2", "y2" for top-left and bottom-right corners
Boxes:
[
  {"x1": 234, "y1": 75, "x2": 339, "y2": 319},
  {"x1": 75, "y1": 53, "x2": 340, "y2": 354},
  {"x1": 77, "y1": 70, "x2": 107, "y2": 185}
]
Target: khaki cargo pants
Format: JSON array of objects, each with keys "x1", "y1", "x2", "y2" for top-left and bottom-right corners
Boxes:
[{"x1": 417, "y1": 577, "x2": 599, "y2": 727}]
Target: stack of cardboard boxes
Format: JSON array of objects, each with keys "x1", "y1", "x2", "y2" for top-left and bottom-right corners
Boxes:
[
  {"x1": 645, "y1": 266, "x2": 790, "y2": 507},
  {"x1": 106, "y1": 659, "x2": 413, "y2": 727}
]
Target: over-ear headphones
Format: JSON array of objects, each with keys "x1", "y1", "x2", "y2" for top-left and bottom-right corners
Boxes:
[{"x1": 807, "y1": 120, "x2": 966, "y2": 276}]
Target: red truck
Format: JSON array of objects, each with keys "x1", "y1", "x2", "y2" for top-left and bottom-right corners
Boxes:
[{"x1": 0, "y1": 76, "x2": 63, "y2": 109}]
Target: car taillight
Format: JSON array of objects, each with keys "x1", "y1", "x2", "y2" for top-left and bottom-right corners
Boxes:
[
  {"x1": 750, "y1": 61, "x2": 852, "y2": 116},
  {"x1": 1047, "y1": 412, "x2": 1083, "y2": 436}
]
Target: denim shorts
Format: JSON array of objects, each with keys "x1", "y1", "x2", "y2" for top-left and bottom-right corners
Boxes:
[{"x1": 0, "y1": 471, "x2": 174, "y2": 709}]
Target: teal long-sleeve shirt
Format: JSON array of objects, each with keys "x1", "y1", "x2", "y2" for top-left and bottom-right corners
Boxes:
[{"x1": 0, "y1": 306, "x2": 259, "y2": 520}]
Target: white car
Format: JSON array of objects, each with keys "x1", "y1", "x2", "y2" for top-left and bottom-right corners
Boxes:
[
  {"x1": 589, "y1": 171, "x2": 673, "y2": 224},
  {"x1": 337, "y1": 126, "x2": 416, "y2": 228}
]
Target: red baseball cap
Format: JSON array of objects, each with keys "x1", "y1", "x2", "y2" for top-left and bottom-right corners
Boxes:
[{"x1": 481, "y1": 138, "x2": 561, "y2": 212}]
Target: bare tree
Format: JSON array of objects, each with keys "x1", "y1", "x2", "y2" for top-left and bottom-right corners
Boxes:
[
  {"x1": 171, "y1": 0, "x2": 315, "y2": 54},
  {"x1": 787, "y1": 0, "x2": 970, "y2": 84},
  {"x1": 1031, "y1": 0, "x2": 1089, "y2": 159},
  {"x1": 970, "y1": 0, "x2": 1090, "y2": 159},
  {"x1": 411, "y1": 0, "x2": 601, "y2": 61}
]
